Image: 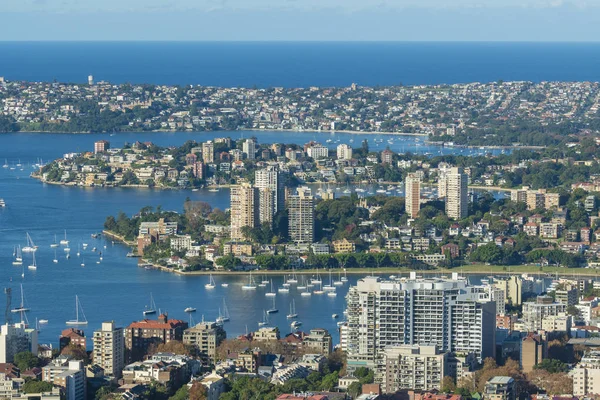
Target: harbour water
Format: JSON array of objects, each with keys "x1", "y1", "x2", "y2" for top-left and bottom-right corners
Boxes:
[{"x1": 0, "y1": 130, "x2": 507, "y2": 346}]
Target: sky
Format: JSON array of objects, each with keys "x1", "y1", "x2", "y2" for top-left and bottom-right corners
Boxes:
[{"x1": 1, "y1": 0, "x2": 600, "y2": 41}]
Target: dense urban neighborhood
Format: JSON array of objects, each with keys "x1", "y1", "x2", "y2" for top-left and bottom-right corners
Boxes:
[
  {"x1": 9, "y1": 77, "x2": 600, "y2": 400},
  {"x1": 3, "y1": 78, "x2": 600, "y2": 146}
]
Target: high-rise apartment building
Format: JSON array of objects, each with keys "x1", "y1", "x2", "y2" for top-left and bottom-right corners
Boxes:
[
  {"x1": 183, "y1": 321, "x2": 226, "y2": 362},
  {"x1": 445, "y1": 167, "x2": 468, "y2": 220},
  {"x1": 0, "y1": 323, "x2": 38, "y2": 363},
  {"x1": 336, "y1": 144, "x2": 353, "y2": 160},
  {"x1": 573, "y1": 351, "x2": 600, "y2": 396},
  {"x1": 522, "y1": 296, "x2": 566, "y2": 331},
  {"x1": 288, "y1": 187, "x2": 314, "y2": 245},
  {"x1": 405, "y1": 173, "x2": 421, "y2": 219},
  {"x1": 255, "y1": 166, "x2": 285, "y2": 214},
  {"x1": 202, "y1": 141, "x2": 214, "y2": 163},
  {"x1": 382, "y1": 345, "x2": 447, "y2": 393},
  {"x1": 243, "y1": 138, "x2": 256, "y2": 160},
  {"x1": 230, "y1": 183, "x2": 259, "y2": 240},
  {"x1": 93, "y1": 321, "x2": 125, "y2": 378},
  {"x1": 345, "y1": 273, "x2": 496, "y2": 375},
  {"x1": 258, "y1": 188, "x2": 275, "y2": 227}
]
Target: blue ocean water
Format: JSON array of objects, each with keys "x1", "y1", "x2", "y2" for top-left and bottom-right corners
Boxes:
[{"x1": 1, "y1": 42, "x2": 599, "y2": 87}]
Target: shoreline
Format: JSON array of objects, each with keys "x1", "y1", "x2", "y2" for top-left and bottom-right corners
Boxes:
[{"x1": 103, "y1": 231, "x2": 599, "y2": 279}]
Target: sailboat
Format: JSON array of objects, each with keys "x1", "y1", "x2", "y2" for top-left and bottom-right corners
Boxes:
[
  {"x1": 265, "y1": 279, "x2": 276, "y2": 297},
  {"x1": 2, "y1": 159, "x2": 7, "y2": 168},
  {"x1": 333, "y1": 271, "x2": 344, "y2": 286},
  {"x1": 12, "y1": 246, "x2": 23, "y2": 266},
  {"x1": 22, "y1": 233, "x2": 37, "y2": 253},
  {"x1": 297, "y1": 276, "x2": 306, "y2": 291},
  {"x1": 143, "y1": 293, "x2": 157, "y2": 315},
  {"x1": 53, "y1": 249, "x2": 58, "y2": 264},
  {"x1": 80, "y1": 257, "x2": 85, "y2": 267},
  {"x1": 258, "y1": 310, "x2": 269, "y2": 327},
  {"x1": 287, "y1": 299, "x2": 298, "y2": 319},
  {"x1": 66, "y1": 295, "x2": 88, "y2": 325},
  {"x1": 11, "y1": 284, "x2": 30, "y2": 313},
  {"x1": 184, "y1": 306, "x2": 197, "y2": 313},
  {"x1": 311, "y1": 268, "x2": 322, "y2": 284},
  {"x1": 28, "y1": 252, "x2": 37, "y2": 270},
  {"x1": 76, "y1": 244, "x2": 81, "y2": 257},
  {"x1": 217, "y1": 299, "x2": 231, "y2": 323},
  {"x1": 205, "y1": 274, "x2": 216, "y2": 289},
  {"x1": 313, "y1": 281, "x2": 325, "y2": 295},
  {"x1": 341, "y1": 269, "x2": 348, "y2": 282},
  {"x1": 323, "y1": 271, "x2": 335, "y2": 291},
  {"x1": 301, "y1": 284, "x2": 312, "y2": 297},
  {"x1": 60, "y1": 230, "x2": 69, "y2": 245},
  {"x1": 287, "y1": 268, "x2": 298, "y2": 284},
  {"x1": 266, "y1": 297, "x2": 278, "y2": 314},
  {"x1": 50, "y1": 235, "x2": 59, "y2": 248},
  {"x1": 242, "y1": 272, "x2": 257, "y2": 290}
]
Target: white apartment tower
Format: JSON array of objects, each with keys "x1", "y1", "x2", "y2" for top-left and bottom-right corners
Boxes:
[
  {"x1": 230, "y1": 184, "x2": 259, "y2": 240},
  {"x1": 0, "y1": 322, "x2": 38, "y2": 363},
  {"x1": 288, "y1": 186, "x2": 314, "y2": 244},
  {"x1": 445, "y1": 167, "x2": 468, "y2": 220},
  {"x1": 405, "y1": 173, "x2": 421, "y2": 219},
  {"x1": 345, "y1": 274, "x2": 496, "y2": 375},
  {"x1": 337, "y1": 144, "x2": 353, "y2": 160},
  {"x1": 243, "y1": 138, "x2": 256, "y2": 160},
  {"x1": 202, "y1": 141, "x2": 215, "y2": 163},
  {"x1": 255, "y1": 166, "x2": 285, "y2": 214},
  {"x1": 93, "y1": 321, "x2": 125, "y2": 378}
]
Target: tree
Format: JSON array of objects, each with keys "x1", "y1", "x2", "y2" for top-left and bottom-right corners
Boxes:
[
  {"x1": 534, "y1": 358, "x2": 568, "y2": 373},
  {"x1": 441, "y1": 376, "x2": 457, "y2": 393},
  {"x1": 61, "y1": 344, "x2": 89, "y2": 364},
  {"x1": 189, "y1": 383, "x2": 208, "y2": 400},
  {"x1": 14, "y1": 351, "x2": 41, "y2": 371},
  {"x1": 348, "y1": 381, "x2": 363, "y2": 399},
  {"x1": 22, "y1": 380, "x2": 53, "y2": 394}
]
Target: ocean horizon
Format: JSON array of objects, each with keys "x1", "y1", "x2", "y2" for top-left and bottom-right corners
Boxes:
[{"x1": 1, "y1": 41, "x2": 599, "y2": 87}]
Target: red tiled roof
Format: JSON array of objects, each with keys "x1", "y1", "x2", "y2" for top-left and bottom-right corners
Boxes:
[{"x1": 128, "y1": 319, "x2": 186, "y2": 330}]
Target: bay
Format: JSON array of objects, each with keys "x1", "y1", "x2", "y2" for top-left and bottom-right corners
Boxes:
[{"x1": 0, "y1": 130, "x2": 502, "y2": 347}]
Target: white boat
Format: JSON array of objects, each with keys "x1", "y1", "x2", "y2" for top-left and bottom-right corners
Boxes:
[
  {"x1": 143, "y1": 293, "x2": 157, "y2": 315},
  {"x1": 28, "y1": 252, "x2": 37, "y2": 270},
  {"x1": 291, "y1": 320, "x2": 302, "y2": 328},
  {"x1": 332, "y1": 313, "x2": 339, "y2": 318},
  {"x1": 53, "y1": 249, "x2": 58, "y2": 264},
  {"x1": 12, "y1": 246, "x2": 23, "y2": 266},
  {"x1": 66, "y1": 295, "x2": 88, "y2": 325},
  {"x1": 22, "y1": 233, "x2": 37, "y2": 253},
  {"x1": 76, "y1": 244, "x2": 81, "y2": 257},
  {"x1": 301, "y1": 285, "x2": 312, "y2": 297},
  {"x1": 265, "y1": 279, "x2": 276, "y2": 297},
  {"x1": 2, "y1": 159, "x2": 7, "y2": 168},
  {"x1": 38, "y1": 319, "x2": 48, "y2": 324},
  {"x1": 258, "y1": 310, "x2": 269, "y2": 327},
  {"x1": 341, "y1": 270, "x2": 348, "y2": 282},
  {"x1": 242, "y1": 272, "x2": 257, "y2": 290},
  {"x1": 11, "y1": 284, "x2": 30, "y2": 313},
  {"x1": 221, "y1": 283, "x2": 229, "y2": 288},
  {"x1": 80, "y1": 257, "x2": 85, "y2": 267},
  {"x1": 217, "y1": 299, "x2": 230, "y2": 322},
  {"x1": 208, "y1": 188, "x2": 219, "y2": 192},
  {"x1": 16, "y1": 159, "x2": 21, "y2": 167},
  {"x1": 287, "y1": 269, "x2": 298, "y2": 284},
  {"x1": 327, "y1": 291, "x2": 337, "y2": 297},
  {"x1": 60, "y1": 230, "x2": 69, "y2": 246},
  {"x1": 337, "y1": 321, "x2": 346, "y2": 327},
  {"x1": 313, "y1": 282, "x2": 325, "y2": 295},
  {"x1": 287, "y1": 299, "x2": 298, "y2": 319},
  {"x1": 184, "y1": 307, "x2": 196, "y2": 313},
  {"x1": 50, "y1": 234, "x2": 59, "y2": 248},
  {"x1": 82, "y1": 243, "x2": 88, "y2": 249},
  {"x1": 333, "y1": 270, "x2": 344, "y2": 286},
  {"x1": 278, "y1": 286, "x2": 290, "y2": 293},
  {"x1": 323, "y1": 271, "x2": 335, "y2": 291},
  {"x1": 266, "y1": 297, "x2": 278, "y2": 314},
  {"x1": 205, "y1": 274, "x2": 216, "y2": 289}
]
